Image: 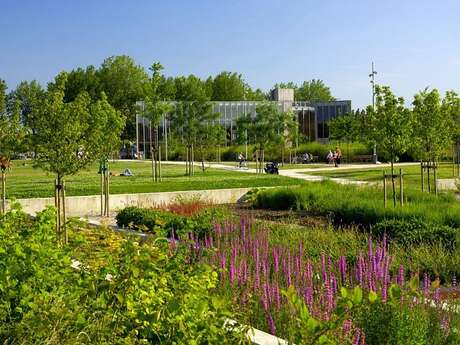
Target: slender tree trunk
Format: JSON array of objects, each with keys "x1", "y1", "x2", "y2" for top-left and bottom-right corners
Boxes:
[
  {"x1": 62, "y1": 181, "x2": 67, "y2": 244},
  {"x1": 1, "y1": 169, "x2": 5, "y2": 215},
  {"x1": 391, "y1": 159, "x2": 396, "y2": 207},
  {"x1": 100, "y1": 170, "x2": 104, "y2": 216}
]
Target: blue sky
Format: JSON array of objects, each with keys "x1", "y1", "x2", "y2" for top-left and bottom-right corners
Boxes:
[{"x1": 1, "y1": 0, "x2": 460, "y2": 108}]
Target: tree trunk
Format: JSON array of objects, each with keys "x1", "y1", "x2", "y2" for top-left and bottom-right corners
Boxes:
[
  {"x1": 391, "y1": 159, "x2": 396, "y2": 207},
  {"x1": 1, "y1": 169, "x2": 5, "y2": 215}
]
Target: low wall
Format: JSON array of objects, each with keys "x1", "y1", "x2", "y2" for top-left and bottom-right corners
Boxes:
[
  {"x1": 7, "y1": 187, "x2": 254, "y2": 217},
  {"x1": 436, "y1": 178, "x2": 458, "y2": 191}
]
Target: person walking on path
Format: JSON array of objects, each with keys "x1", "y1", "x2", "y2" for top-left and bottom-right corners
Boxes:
[{"x1": 334, "y1": 147, "x2": 342, "y2": 167}]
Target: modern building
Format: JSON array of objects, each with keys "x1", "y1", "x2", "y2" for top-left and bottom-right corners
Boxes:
[{"x1": 135, "y1": 89, "x2": 351, "y2": 158}]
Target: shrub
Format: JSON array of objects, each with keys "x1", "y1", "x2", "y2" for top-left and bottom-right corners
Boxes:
[
  {"x1": 371, "y1": 218, "x2": 458, "y2": 248},
  {"x1": 116, "y1": 205, "x2": 228, "y2": 239},
  {"x1": 0, "y1": 204, "x2": 247, "y2": 344}
]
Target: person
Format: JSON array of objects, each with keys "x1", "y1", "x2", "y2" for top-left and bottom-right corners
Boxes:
[
  {"x1": 238, "y1": 152, "x2": 246, "y2": 168},
  {"x1": 334, "y1": 147, "x2": 342, "y2": 167},
  {"x1": 326, "y1": 150, "x2": 334, "y2": 164}
]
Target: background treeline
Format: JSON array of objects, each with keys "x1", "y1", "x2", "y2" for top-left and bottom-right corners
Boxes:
[{"x1": 2, "y1": 55, "x2": 335, "y2": 141}]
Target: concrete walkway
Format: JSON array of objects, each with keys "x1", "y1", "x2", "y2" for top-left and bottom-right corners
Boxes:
[{"x1": 161, "y1": 160, "x2": 419, "y2": 186}]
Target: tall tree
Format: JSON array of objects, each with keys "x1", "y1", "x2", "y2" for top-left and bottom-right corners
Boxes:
[
  {"x1": 412, "y1": 89, "x2": 455, "y2": 162},
  {"x1": 273, "y1": 80, "x2": 335, "y2": 102},
  {"x1": 237, "y1": 103, "x2": 286, "y2": 172},
  {"x1": 143, "y1": 62, "x2": 173, "y2": 181},
  {"x1": 169, "y1": 75, "x2": 217, "y2": 175},
  {"x1": 0, "y1": 80, "x2": 25, "y2": 213},
  {"x1": 366, "y1": 85, "x2": 412, "y2": 207},
  {"x1": 295, "y1": 79, "x2": 335, "y2": 102},
  {"x1": 62, "y1": 65, "x2": 101, "y2": 102},
  {"x1": 32, "y1": 72, "x2": 119, "y2": 242},
  {"x1": 210, "y1": 72, "x2": 246, "y2": 101},
  {"x1": 98, "y1": 55, "x2": 150, "y2": 140}
]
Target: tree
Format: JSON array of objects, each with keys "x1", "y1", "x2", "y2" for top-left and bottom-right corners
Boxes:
[
  {"x1": 195, "y1": 123, "x2": 225, "y2": 170},
  {"x1": 329, "y1": 110, "x2": 361, "y2": 161},
  {"x1": 412, "y1": 89, "x2": 456, "y2": 192},
  {"x1": 169, "y1": 75, "x2": 218, "y2": 176},
  {"x1": 295, "y1": 79, "x2": 335, "y2": 102},
  {"x1": 7, "y1": 80, "x2": 45, "y2": 154},
  {"x1": 98, "y1": 55, "x2": 150, "y2": 140},
  {"x1": 273, "y1": 80, "x2": 335, "y2": 102},
  {"x1": 237, "y1": 103, "x2": 286, "y2": 172},
  {"x1": 366, "y1": 85, "x2": 412, "y2": 207},
  {"x1": 0, "y1": 80, "x2": 25, "y2": 214},
  {"x1": 210, "y1": 72, "x2": 246, "y2": 101},
  {"x1": 143, "y1": 62, "x2": 174, "y2": 182},
  {"x1": 62, "y1": 65, "x2": 101, "y2": 102},
  {"x1": 32, "y1": 73, "x2": 119, "y2": 242}
]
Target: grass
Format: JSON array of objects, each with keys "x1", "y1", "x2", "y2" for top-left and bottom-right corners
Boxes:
[
  {"x1": 308, "y1": 162, "x2": 458, "y2": 189},
  {"x1": 254, "y1": 180, "x2": 460, "y2": 228},
  {"x1": 5, "y1": 160, "x2": 302, "y2": 199}
]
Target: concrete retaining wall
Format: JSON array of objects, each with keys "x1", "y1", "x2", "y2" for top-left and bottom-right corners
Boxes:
[
  {"x1": 437, "y1": 178, "x2": 458, "y2": 191},
  {"x1": 7, "y1": 187, "x2": 254, "y2": 217}
]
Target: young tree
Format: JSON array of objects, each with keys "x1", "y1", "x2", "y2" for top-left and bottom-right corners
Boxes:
[
  {"x1": 170, "y1": 75, "x2": 217, "y2": 176},
  {"x1": 143, "y1": 62, "x2": 174, "y2": 182},
  {"x1": 329, "y1": 110, "x2": 361, "y2": 161},
  {"x1": 0, "y1": 80, "x2": 25, "y2": 214},
  {"x1": 96, "y1": 95, "x2": 125, "y2": 217},
  {"x1": 366, "y1": 85, "x2": 413, "y2": 207},
  {"x1": 237, "y1": 103, "x2": 286, "y2": 172},
  {"x1": 195, "y1": 123, "x2": 225, "y2": 171},
  {"x1": 32, "y1": 73, "x2": 119, "y2": 242},
  {"x1": 412, "y1": 88, "x2": 456, "y2": 192}
]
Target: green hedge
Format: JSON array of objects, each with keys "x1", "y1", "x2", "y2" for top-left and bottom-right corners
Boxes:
[
  {"x1": 253, "y1": 182, "x2": 460, "y2": 246},
  {"x1": 116, "y1": 206, "x2": 226, "y2": 239}
]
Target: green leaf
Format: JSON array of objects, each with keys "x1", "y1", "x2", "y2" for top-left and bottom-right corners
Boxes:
[
  {"x1": 368, "y1": 290, "x2": 378, "y2": 303},
  {"x1": 352, "y1": 286, "x2": 363, "y2": 304}
]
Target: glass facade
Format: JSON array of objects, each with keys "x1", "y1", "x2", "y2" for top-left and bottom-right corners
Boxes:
[{"x1": 135, "y1": 99, "x2": 352, "y2": 156}]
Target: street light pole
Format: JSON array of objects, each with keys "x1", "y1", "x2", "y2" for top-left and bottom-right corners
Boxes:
[{"x1": 369, "y1": 62, "x2": 378, "y2": 163}]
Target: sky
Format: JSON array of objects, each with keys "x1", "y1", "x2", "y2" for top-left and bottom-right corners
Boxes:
[{"x1": 1, "y1": 0, "x2": 460, "y2": 109}]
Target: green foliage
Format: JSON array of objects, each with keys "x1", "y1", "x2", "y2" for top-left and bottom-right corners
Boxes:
[
  {"x1": 328, "y1": 110, "x2": 361, "y2": 143},
  {"x1": 0, "y1": 81, "x2": 25, "y2": 159},
  {"x1": 282, "y1": 285, "x2": 362, "y2": 344},
  {"x1": 210, "y1": 71, "x2": 246, "y2": 101},
  {"x1": 0, "y1": 205, "x2": 247, "y2": 344},
  {"x1": 412, "y1": 88, "x2": 456, "y2": 162},
  {"x1": 275, "y1": 79, "x2": 335, "y2": 102},
  {"x1": 98, "y1": 55, "x2": 150, "y2": 139},
  {"x1": 254, "y1": 182, "x2": 460, "y2": 239},
  {"x1": 32, "y1": 74, "x2": 121, "y2": 179},
  {"x1": 116, "y1": 205, "x2": 227, "y2": 239},
  {"x1": 371, "y1": 218, "x2": 458, "y2": 248}
]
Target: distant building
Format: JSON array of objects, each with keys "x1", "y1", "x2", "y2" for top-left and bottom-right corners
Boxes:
[{"x1": 135, "y1": 89, "x2": 351, "y2": 158}]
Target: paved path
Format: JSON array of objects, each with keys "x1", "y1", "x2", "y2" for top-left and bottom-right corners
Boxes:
[
  {"x1": 116, "y1": 159, "x2": 419, "y2": 185},
  {"x1": 160, "y1": 161, "x2": 419, "y2": 186}
]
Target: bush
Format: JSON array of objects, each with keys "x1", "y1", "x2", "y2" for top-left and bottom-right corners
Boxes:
[
  {"x1": 371, "y1": 218, "x2": 458, "y2": 248},
  {"x1": 0, "y1": 204, "x2": 247, "y2": 344},
  {"x1": 254, "y1": 182, "x2": 460, "y2": 246},
  {"x1": 116, "y1": 205, "x2": 227, "y2": 239}
]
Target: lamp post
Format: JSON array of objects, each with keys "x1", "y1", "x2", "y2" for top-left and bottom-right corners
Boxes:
[{"x1": 369, "y1": 62, "x2": 378, "y2": 164}]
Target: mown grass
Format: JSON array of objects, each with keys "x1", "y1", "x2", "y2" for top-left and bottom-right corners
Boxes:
[
  {"x1": 308, "y1": 162, "x2": 458, "y2": 189},
  {"x1": 5, "y1": 160, "x2": 302, "y2": 199},
  {"x1": 254, "y1": 181, "x2": 460, "y2": 228}
]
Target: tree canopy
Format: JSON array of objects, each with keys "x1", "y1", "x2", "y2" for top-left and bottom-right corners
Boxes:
[
  {"x1": 274, "y1": 79, "x2": 335, "y2": 102},
  {"x1": 32, "y1": 73, "x2": 122, "y2": 179}
]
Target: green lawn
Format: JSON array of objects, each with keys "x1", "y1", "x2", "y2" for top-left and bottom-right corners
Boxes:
[
  {"x1": 5, "y1": 160, "x2": 303, "y2": 199},
  {"x1": 307, "y1": 162, "x2": 458, "y2": 189}
]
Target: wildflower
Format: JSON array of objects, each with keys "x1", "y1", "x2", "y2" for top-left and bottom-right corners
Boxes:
[{"x1": 105, "y1": 273, "x2": 114, "y2": 281}]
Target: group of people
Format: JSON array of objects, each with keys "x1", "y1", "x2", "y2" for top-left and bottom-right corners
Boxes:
[{"x1": 326, "y1": 147, "x2": 342, "y2": 167}]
